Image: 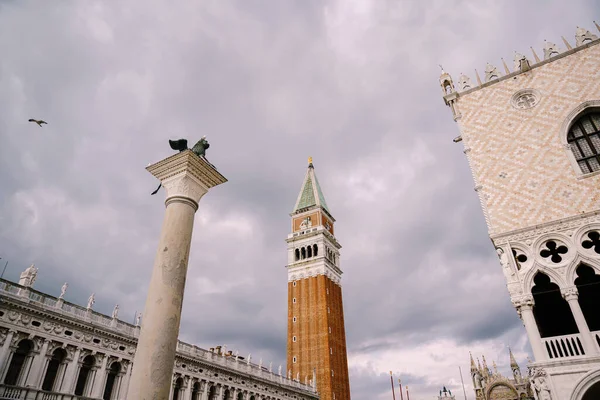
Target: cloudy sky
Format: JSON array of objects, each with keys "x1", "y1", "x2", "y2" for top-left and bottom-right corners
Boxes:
[{"x1": 1, "y1": 1, "x2": 599, "y2": 399}]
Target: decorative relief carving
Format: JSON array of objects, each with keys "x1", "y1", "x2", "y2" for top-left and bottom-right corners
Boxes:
[{"x1": 510, "y1": 89, "x2": 540, "y2": 110}]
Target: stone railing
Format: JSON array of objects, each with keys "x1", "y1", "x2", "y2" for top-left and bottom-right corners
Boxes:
[
  {"x1": 0, "y1": 279, "x2": 138, "y2": 338},
  {"x1": 174, "y1": 342, "x2": 316, "y2": 393},
  {"x1": 542, "y1": 333, "x2": 586, "y2": 359},
  {"x1": 0, "y1": 384, "x2": 99, "y2": 400}
]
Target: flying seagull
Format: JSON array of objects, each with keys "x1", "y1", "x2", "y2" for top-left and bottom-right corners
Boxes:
[{"x1": 28, "y1": 119, "x2": 47, "y2": 127}]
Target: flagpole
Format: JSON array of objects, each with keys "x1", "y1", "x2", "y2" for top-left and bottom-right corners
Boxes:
[
  {"x1": 459, "y1": 366, "x2": 468, "y2": 400},
  {"x1": 398, "y1": 379, "x2": 404, "y2": 400},
  {"x1": 406, "y1": 385, "x2": 410, "y2": 400}
]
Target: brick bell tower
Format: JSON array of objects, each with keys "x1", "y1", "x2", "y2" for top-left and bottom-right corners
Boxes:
[{"x1": 286, "y1": 157, "x2": 351, "y2": 400}]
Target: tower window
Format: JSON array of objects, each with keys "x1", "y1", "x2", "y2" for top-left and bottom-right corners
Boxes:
[
  {"x1": 330, "y1": 348, "x2": 332, "y2": 355},
  {"x1": 293, "y1": 357, "x2": 297, "y2": 363},
  {"x1": 293, "y1": 281, "x2": 297, "y2": 287},
  {"x1": 293, "y1": 336, "x2": 297, "y2": 342},
  {"x1": 307, "y1": 246, "x2": 312, "y2": 257},
  {"x1": 295, "y1": 249, "x2": 300, "y2": 261},
  {"x1": 567, "y1": 112, "x2": 600, "y2": 174},
  {"x1": 293, "y1": 317, "x2": 297, "y2": 322},
  {"x1": 329, "y1": 327, "x2": 331, "y2": 334},
  {"x1": 328, "y1": 307, "x2": 330, "y2": 314},
  {"x1": 293, "y1": 298, "x2": 296, "y2": 303},
  {"x1": 301, "y1": 248, "x2": 306, "y2": 259},
  {"x1": 313, "y1": 244, "x2": 318, "y2": 256},
  {"x1": 331, "y1": 370, "x2": 334, "y2": 377},
  {"x1": 326, "y1": 288, "x2": 329, "y2": 295}
]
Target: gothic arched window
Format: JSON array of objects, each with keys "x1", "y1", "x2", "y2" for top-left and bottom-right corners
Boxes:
[
  {"x1": 313, "y1": 244, "x2": 318, "y2": 257},
  {"x1": 42, "y1": 347, "x2": 67, "y2": 391},
  {"x1": 307, "y1": 245, "x2": 312, "y2": 258},
  {"x1": 295, "y1": 249, "x2": 300, "y2": 261},
  {"x1": 567, "y1": 112, "x2": 600, "y2": 174},
  {"x1": 4, "y1": 339, "x2": 34, "y2": 385}
]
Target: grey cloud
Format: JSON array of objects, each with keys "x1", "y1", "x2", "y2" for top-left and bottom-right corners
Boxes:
[{"x1": 1, "y1": 1, "x2": 598, "y2": 399}]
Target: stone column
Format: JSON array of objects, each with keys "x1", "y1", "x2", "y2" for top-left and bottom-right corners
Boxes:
[
  {"x1": 0, "y1": 330, "x2": 16, "y2": 381},
  {"x1": 201, "y1": 382, "x2": 210, "y2": 400},
  {"x1": 118, "y1": 360, "x2": 133, "y2": 400},
  {"x1": 92, "y1": 353, "x2": 109, "y2": 397},
  {"x1": 183, "y1": 377, "x2": 193, "y2": 400},
  {"x1": 513, "y1": 296, "x2": 546, "y2": 361},
  {"x1": 562, "y1": 287, "x2": 599, "y2": 355},
  {"x1": 61, "y1": 347, "x2": 81, "y2": 393},
  {"x1": 26, "y1": 338, "x2": 50, "y2": 388},
  {"x1": 127, "y1": 150, "x2": 227, "y2": 400}
]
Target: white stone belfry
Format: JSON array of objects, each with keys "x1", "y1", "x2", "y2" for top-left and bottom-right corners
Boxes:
[{"x1": 126, "y1": 149, "x2": 227, "y2": 400}]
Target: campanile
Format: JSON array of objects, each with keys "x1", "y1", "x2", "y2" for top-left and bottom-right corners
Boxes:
[{"x1": 286, "y1": 158, "x2": 351, "y2": 400}]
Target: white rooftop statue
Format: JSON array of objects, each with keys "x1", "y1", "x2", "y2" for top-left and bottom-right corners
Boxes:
[
  {"x1": 112, "y1": 304, "x2": 119, "y2": 319},
  {"x1": 19, "y1": 264, "x2": 38, "y2": 288},
  {"x1": 59, "y1": 282, "x2": 68, "y2": 299},
  {"x1": 87, "y1": 293, "x2": 95, "y2": 310}
]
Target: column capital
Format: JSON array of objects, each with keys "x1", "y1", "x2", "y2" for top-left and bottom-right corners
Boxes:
[
  {"x1": 561, "y1": 286, "x2": 579, "y2": 301},
  {"x1": 147, "y1": 150, "x2": 227, "y2": 207},
  {"x1": 512, "y1": 295, "x2": 534, "y2": 310}
]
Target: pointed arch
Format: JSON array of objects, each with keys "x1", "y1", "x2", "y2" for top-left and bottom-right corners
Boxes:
[
  {"x1": 523, "y1": 263, "x2": 566, "y2": 293},
  {"x1": 532, "y1": 271, "x2": 579, "y2": 338},
  {"x1": 565, "y1": 255, "x2": 600, "y2": 285},
  {"x1": 574, "y1": 264, "x2": 600, "y2": 332}
]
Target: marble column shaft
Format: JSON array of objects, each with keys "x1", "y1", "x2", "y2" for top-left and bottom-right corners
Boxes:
[
  {"x1": 27, "y1": 338, "x2": 49, "y2": 387},
  {"x1": 519, "y1": 305, "x2": 546, "y2": 361},
  {"x1": 92, "y1": 353, "x2": 109, "y2": 397},
  {"x1": 563, "y1": 288, "x2": 599, "y2": 355},
  {"x1": 61, "y1": 347, "x2": 81, "y2": 393},
  {"x1": 127, "y1": 150, "x2": 227, "y2": 400},
  {"x1": 0, "y1": 330, "x2": 15, "y2": 382}
]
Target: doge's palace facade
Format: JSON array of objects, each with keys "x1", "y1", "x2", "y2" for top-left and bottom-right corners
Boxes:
[
  {"x1": 0, "y1": 273, "x2": 318, "y2": 400},
  {"x1": 441, "y1": 24, "x2": 600, "y2": 400}
]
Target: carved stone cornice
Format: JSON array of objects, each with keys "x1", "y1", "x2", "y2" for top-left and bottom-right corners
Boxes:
[{"x1": 492, "y1": 211, "x2": 600, "y2": 245}]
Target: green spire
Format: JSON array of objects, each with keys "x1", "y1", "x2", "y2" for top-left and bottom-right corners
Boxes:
[{"x1": 292, "y1": 158, "x2": 331, "y2": 215}]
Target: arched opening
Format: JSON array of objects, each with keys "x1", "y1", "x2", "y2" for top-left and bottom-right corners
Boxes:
[
  {"x1": 532, "y1": 272, "x2": 578, "y2": 337},
  {"x1": 487, "y1": 383, "x2": 518, "y2": 400},
  {"x1": 237, "y1": 391, "x2": 244, "y2": 400},
  {"x1": 301, "y1": 248, "x2": 306, "y2": 259},
  {"x1": 74, "y1": 355, "x2": 96, "y2": 396},
  {"x1": 223, "y1": 388, "x2": 231, "y2": 400},
  {"x1": 582, "y1": 380, "x2": 600, "y2": 400},
  {"x1": 575, "y1": 265, "x2": 600, "y2": 332},
  {"x1": 4, "y1": 339, "x2": 34, "y2": 385},
  {"x1": 42, "y1": 347, "x2": 67, "y2": 391},
  {"x1": 567, "y1": 110, "x2": 600, "y2": 174},
  {"x1": 191, "y1": 381, "x2": 201, "y2": 400},
  {"x1": 307, "y1": 246, "x2": 312, "y2": 258},
  {"x1": 294, "y1": 249, "x2": 300, "y2": 261},
  {"x1": 313, "y1": 244, "x2": 318, "y2": 256},
  {"x1": 173, "y1": 377, "x2": 184, "y2": 400},
  {"x1": 250, "y1": 395, "x2": 256, "y2": 400},
  {"x1": 103, "y1": 361, "x2": 121, "y2": 400}
]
